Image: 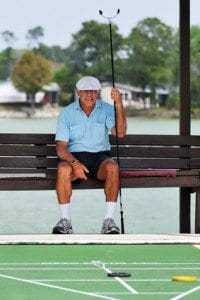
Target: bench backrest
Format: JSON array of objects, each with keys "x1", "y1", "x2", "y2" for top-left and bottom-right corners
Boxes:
[
  {"x1": 110, "y1": 135, "x2": 200, "y2": 170},
  {"x1": 0, "y1": 134, "x2": 200, "y2": 173}
]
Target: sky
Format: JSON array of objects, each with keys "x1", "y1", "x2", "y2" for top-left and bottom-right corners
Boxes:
[{"x1": 0, "y1": 0, "x2": 199, "y2": 50}]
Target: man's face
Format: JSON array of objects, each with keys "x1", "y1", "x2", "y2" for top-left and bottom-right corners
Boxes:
[{"x1": 77, "y1": 90, "x2": 98, "y2": 107}]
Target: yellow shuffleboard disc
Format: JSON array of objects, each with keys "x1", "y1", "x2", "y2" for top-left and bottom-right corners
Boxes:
[{"x1": 172, "y1": 276, "x2": 197, "y2": 282}]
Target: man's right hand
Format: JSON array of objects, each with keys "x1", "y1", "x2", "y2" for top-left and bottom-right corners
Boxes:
[{"x1": 72, "y1": 162, "x2": 89, "y2": 180}]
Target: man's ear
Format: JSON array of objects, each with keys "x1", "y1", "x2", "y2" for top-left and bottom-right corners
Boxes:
[
  {"x1": 76, "y1": 88, "x2": 80, "y2": 96},
  {"x1": 75, "y1": 88, "x2": 80, "y2": 96}
]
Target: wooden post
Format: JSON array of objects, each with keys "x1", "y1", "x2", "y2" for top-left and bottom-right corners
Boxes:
[
  {"x1": 180, "y1": 188, "x2": 191, "y2": 233},
  {"x1": 195, "y1": 188, "x2": 200, "y2": 233},
  {"x1": 179, "y1": 0, "x2": 191, "y2": 233},
  {"x1": 180, "y1": 0, "x2": 190, "y2": 134}
]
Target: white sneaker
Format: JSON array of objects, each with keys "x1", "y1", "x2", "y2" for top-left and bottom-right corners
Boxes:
[
  {"x1": 101, "y1": 218, "x2": 120, "y2": 234},
  {"x1": 52, "y1": 218, "x2": 73, "y2": 234}
]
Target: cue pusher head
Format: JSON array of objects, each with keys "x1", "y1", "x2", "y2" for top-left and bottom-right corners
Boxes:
[{"x1": 99, "y1": 9, "x2": 120, "y2": 23}]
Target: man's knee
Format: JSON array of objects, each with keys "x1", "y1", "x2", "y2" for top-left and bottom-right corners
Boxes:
[
  {"x1": 57, "y1": 162, "x2": 73, "y2": 179},
  {"x1": 104, "y1": 161, "x2": 119, "y2": 177}
]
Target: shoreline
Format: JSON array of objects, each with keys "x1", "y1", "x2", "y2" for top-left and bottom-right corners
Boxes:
[
  {"x1": 0, "y1": 106, "x2": 200, "y2": 119},
  {"x1": 125, "y1": 107, "x2": 200, "y2": 119},
  {"x1": 0, "y1": 105, "x2": 61, "y2": 119}
]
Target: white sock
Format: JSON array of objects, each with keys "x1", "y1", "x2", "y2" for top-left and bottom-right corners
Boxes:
[
  {"x1": 59, "y1": 203, "x2": 71, "y2": 220},
  {"x1": 105, "y1": 202, "x2": 117, "y2": 220}
]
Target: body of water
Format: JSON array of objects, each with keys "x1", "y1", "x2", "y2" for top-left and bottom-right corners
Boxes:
[{"x1": 0, "y1": 116, "x2": 199, "y2": 234}]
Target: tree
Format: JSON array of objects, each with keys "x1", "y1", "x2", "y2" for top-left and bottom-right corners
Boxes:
[
  {"x1": 1, "y1": 30, "x2": 17, "y2": 76},
  {"x1": 190, "y1": 25, "x2": 200, "y2": 108},
  {"x1": 1, "y1": 30, "x2": 16, "y2": 47},
  {"x1": 66, "y1": 20, "x2": 124, "y2": 82},
  {"x1": 53, "y1": 67, "x2": 80, "y2": 105},
  {"x1": 11, "y1": 51, "x2": 52, "y2": 113},
  {"x1": 126, "y1": 18, "x2": 175, "y2": 107},
  {"x1": 34, "y1": 43, "x2": 69, "y2": 64},
  {"x1": 54, "y1": 67, "x2": 79, "y2": 93},
  {"x1": 26, "y1": 26, "x2": 44, "y2": 49},
  {"x1": 0, "y1": 50, "x2": 12, "y2": 79}
]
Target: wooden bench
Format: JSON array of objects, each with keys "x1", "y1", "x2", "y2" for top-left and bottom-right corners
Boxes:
[{"x1": 0, "y1": 133, "x2": 200, "y2": 233}]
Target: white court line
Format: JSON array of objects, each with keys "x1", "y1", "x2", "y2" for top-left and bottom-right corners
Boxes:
[
  {"x1": 35, "y1": 278, "x2": 191, "y2": 282},
  {"x1": 38, "y1": 262, "x2": 200, "y2": 265},
  {"x1": 106, "y1": 262, "x2": 200, "y2": 265},
  {"x1": 92, "y1": 261, "x2": 138, "y2": 295},
  {"x1": 97, "y1": 292, "x2": 179, "y2": 295},
  {"x1": 0, "y1": 273, "x2": 119, "y2": 300},
  {"x1": 193, "y1": 245, "x2": 200, "y2": 250},
  {"x1": 0, "y1": 261, "x2": 200, "y2": 265},
  {"x1": 101, "y1": 267, "x2": 200, "y2": 270},
  {"x1": 0, "y1": 268, "x2": 98, "y2": 271},
  {"x1": 32, "y1": 278, "x2": 173, "y2": 282},
  {"x1": 169, "y1": 285, "x2": 200, "y2": 300},
  {"x1": 1, "y1": 267, "x2": 200, "y2": 271}
]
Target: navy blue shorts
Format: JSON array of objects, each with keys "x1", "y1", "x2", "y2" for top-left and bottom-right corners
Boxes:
[{"x1": 72, "y1": 151, "x2": 112, "y2": 179}]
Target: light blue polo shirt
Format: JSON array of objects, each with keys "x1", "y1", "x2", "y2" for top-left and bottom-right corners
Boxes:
[{"x1": 55, "y1": 99, "x2": 115, "y2": 152}]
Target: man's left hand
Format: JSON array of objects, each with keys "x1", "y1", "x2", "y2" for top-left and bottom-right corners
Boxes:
[{"x1": 111, "y1": 87, "x2": 122, "y2": 104}]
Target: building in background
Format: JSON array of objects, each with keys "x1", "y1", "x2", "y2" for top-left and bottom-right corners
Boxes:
[
  {"x1": 0, "y1": 80, "x2": 44, "y2": 104},
  {"x1": 42, "y1": 82, "x2": 61, "y2": 106},
  {"x1": 0, "y1": 80, "x2": 61, "y2": 107},
  {"x1": 101, "y1": 82, "x2": 169, "y2": 109}
]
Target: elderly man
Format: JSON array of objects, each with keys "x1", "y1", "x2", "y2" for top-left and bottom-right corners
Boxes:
[{"x1": 53, "y1": 76, "x2": 126, "y2": 234}]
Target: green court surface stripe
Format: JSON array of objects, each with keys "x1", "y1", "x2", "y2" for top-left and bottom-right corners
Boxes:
[{"x1": 0, "y1": 244, "x2": 199, "y2": 262}]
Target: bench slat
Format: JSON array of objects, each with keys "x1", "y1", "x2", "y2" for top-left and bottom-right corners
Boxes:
[
  {"x1": 190, "y1": 148, "x2": 200, "y2": 158},
  {"x1": 110, "y1": 135, "x2": 200, "y2": 146},
  {"x1": 0, "y1": 157, "x2": 58, "y2": 168},
  {"x1": 121, "y1": 176, "x2": 200, "y2": 188},
  {"x1": 191, "y1": 159, "x2": 200, "y2": 168},
  {"x1": 1, "y1": 134, "x2": 200, "y2": 146},
  {"x1": 119, "y1": 158, "x2": 189, "y2": 169},
  {"x1": 0, "y1": 133, "x2": 55, "y2": 144},
  {"x1": 0, "y1": 145, "x2": 56, "y2": 156},
  {"x1": 0, "y1": 145, "x2": 190, "y2": 158},
  {"x1": 0, "y1": 175, "x2": 198, "y2": 191},
  {"x1": 111, "y1": 147, "x2": 189, "y2": 158},
  {"x1": 0, "y1": 169, "x2": 47, "y2": 174},
  {"x1": 0, "y1": 157, "x2": 189, "y2": 169}
]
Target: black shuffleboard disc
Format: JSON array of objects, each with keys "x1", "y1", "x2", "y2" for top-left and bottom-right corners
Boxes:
[{"x1": 107, "y1": 272, "x2": 131, "y2": 277}]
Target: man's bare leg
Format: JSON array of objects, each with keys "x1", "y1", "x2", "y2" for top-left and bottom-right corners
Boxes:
[
  {"x1": 53, "y1": 162, "x2": 74, "y2": 234},
  {"x1": 56, "y1": 161, "x2": 73, "y2": 204},
  {"x1": 97, "y1": 159, "x2": 120, "y2": 234},
  {"x1": 97, "y1": 159, "x2": 119, "y2": 201}
]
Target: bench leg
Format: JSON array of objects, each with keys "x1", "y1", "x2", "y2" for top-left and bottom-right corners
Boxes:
[
  {"x1": 195, "y1": 188, "x2": 200, "y2": 233},
  {"x1": 179, "y1": 187, "x2": 191, "y2": 233}
]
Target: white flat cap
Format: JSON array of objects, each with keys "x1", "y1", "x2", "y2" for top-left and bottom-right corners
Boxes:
[{"x1": 76, "y1": 76, "x2": 101, "y2": 90}]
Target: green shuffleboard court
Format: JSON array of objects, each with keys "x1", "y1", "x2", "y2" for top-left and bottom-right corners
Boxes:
[{"x1": 0, "y1": 244, "x2": 200, "y2": 300}]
